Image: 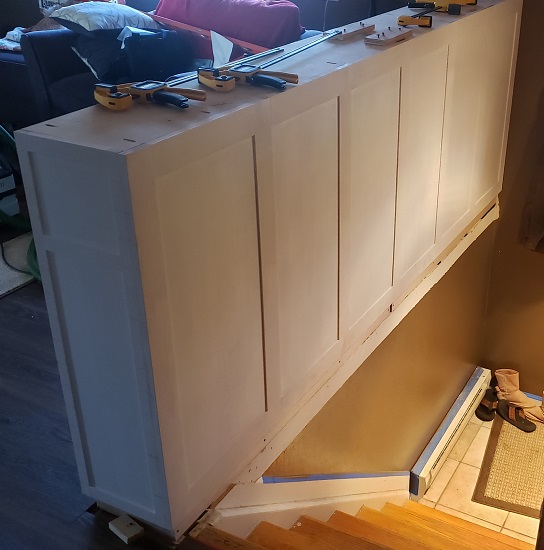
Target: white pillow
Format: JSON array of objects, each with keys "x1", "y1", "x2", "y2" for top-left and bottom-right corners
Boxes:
[{"x1": 50, "y1": 2, "x2": 161, "y2": 34}]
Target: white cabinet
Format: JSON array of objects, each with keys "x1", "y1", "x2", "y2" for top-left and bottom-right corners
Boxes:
[{"x1": 16, "y1": 0, "x2": 521, "y2": 538}]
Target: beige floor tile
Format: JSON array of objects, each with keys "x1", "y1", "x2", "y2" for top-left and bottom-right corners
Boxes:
[
  {"x1": 449, "y1": 421, "x2": 481, "y2": 461},
  {"x1": 470, "y1": 414, "x2": 484, "y2": 427},
  {"x1": 437, "y1": 462, "x2": 508, "y2": 526},
  {"x1": 423, "y1": 458, "x2": 459, "y2": 503},
  {"x1": 501, "y1": 528, "x2": 537, "y2": 546},
  {"x1": 462, "y1": 424, "x2": 492, "y2": 467},
  {"x1": 435, "y1": 504, "x2": 501, "y2": 531},
  {"x1": 504, "y1": 512, "x2": 540, "y2": 539}
]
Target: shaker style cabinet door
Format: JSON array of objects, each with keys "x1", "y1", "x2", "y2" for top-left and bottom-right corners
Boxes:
[
  {"x1": 471, "y1": 2, "x2": 520, "y2": 213},
  {"x1": 394, "y1": 45, "x2": 448, "y2": 293},
  {"x1": 437, "y1": 18, "x2": 485, "y2": 245},
  {"x1": 256, "y1": 81, "x2": 342, "y2": 413},
  {"x1": 341, "y1": 67, "x2": 400, "y2": 341}
]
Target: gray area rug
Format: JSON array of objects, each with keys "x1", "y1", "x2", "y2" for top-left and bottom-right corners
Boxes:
[{"x1": 0, "y1": 233, "x2": 34, "y2": 298}]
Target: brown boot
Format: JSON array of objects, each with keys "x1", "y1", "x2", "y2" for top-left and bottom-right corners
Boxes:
[{"x1": 494, "y1": 369, "x2": 544, "y2": 423}]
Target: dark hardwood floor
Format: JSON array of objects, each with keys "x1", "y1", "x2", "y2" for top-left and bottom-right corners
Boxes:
[{"x1": 0, "y1": 227, "x2": 203, "y2": 549}]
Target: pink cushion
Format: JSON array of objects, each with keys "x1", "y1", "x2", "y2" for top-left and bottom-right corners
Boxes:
[{"x1": 154, "y1": 0, "x2": 304, "y2": 49}]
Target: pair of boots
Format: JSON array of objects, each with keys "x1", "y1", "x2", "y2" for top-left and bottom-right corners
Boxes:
[{"x1": 494, "y1": 369, "x2": 544, "y2": 424}]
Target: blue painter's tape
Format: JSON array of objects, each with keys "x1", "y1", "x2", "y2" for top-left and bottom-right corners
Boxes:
[
  {"x1": 524, "y1": 392, "x2": 541, "y2": 401},
  {"x1": 262, "y1": 471, "x2": 410, "y2": 484}
]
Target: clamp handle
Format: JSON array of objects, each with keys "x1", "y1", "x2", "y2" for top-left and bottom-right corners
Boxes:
[
  {"x1": 259, "y1": 70, "x2": 299, "y2": 84},
  {"x1": 247, "y1": 73, "x2": 286, "y2": 90},
  {"x1": 152, "y1": 91, "x2": 189, "y2": 109}
]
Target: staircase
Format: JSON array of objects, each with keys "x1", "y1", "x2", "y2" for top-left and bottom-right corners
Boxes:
[{"x1": 185, "y1": 501, "x2": 534, "y2": 549}]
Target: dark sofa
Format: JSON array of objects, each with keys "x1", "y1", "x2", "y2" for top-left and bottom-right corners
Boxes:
[
  {"x1": 21, "y1": 29, "x2": 98, "y2": 122},
  {"x1": 0, "y1": 0, "x2": 43, "y2": 129},
  {"x1": 3, "y1": 0, "x2": 406, "y2": 127},
  {"x1": 0, "y1": 50, "x2": 40, "y2": 129},
  {"x1": 1, "y1": 0, "x2": 161, "y2": 128}
]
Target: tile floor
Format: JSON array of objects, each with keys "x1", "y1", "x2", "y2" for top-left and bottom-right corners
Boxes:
[{"x1": 418, "y1": 414, "x2": 540, "y2": 546}]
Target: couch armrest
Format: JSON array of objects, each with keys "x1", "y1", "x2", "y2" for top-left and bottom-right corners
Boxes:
[{"x1": 21, "y1": 28, "x2": 91, "y2": 122}]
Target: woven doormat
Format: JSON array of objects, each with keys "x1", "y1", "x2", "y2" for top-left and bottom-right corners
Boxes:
[{"x1": 472, "y1": 415, "x2": 544, "y2": 518}]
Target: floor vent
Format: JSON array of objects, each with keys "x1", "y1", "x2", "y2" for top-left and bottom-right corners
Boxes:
[{"x1": 410, "y1": 366, "x2": 491, "y2": 499}]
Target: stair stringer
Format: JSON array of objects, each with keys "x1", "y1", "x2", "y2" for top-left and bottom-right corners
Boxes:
[{"x1": 191, "y1": 473, "x2": 410, "y2": 539}]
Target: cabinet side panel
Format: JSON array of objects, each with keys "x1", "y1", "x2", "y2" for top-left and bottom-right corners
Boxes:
[
  {"x1": 16, "y1": 142, "x2": 171, "y2": 530},
  {"x1": 47, "y1": 251, "x2": 155, "y2": 507}
]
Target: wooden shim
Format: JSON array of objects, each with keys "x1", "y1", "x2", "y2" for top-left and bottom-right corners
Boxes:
[{"x1": 364, "y1": 27, "x2": 414, "y2": 46}]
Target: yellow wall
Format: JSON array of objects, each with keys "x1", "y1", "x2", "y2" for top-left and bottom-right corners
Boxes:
[{"x1": 483, "y1": 0, "x2": 544, "y2": 396}]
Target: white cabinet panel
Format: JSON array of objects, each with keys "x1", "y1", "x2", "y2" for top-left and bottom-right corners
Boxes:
[
  {"x1": 395, "y1": 46, "x2": 449, "y2": 289},
  {"x1": 437, "y1": 22, "x2": 485, "y2": 243},
  {"x1": 152, "y1": 139, "x2": 266, "y2": 483},
  {"x1": 472, "y1": 6, "x2": 520, "y2": 210},
  {"x1": 345, "y1": 69, "x2": 400, "y2": 331},
  {"x1": 269, "y1": 99, "x2": 339, "y2": 398}
]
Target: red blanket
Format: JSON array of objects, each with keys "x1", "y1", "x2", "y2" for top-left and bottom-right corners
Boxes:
[{"x1": 154, "y1": 0, "x2": 304, "y2": 49}]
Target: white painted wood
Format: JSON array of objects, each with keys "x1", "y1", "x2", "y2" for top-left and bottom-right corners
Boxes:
[
  {"x1": 217, "y1": 473, "x2": 410, "y2": 509},
  {"x1": 343, "y1": 68, "x2": 399, "y2": 339},
  {"x1": 268, "y1": 98, "x2": 339, "y2": 400},
  {"x1": 14, "y1": 0, "x2": 521, "y2": 539},
  {"x1": 213, "y1": 489, "x2": 410, "y2": 538},
  {"x1": 258, "y1": 73, "x2": 350, "y2": 423},
  {"x1": 15, "y1": 138, "x2": 173, "y2": 531},
  {"x1": 126, "y1": 107, "x2": 274, "y2": 536},
  {"x1": 436, "y1": 17, "x2": 485, "y2": 244},
  {"x1": 472, "y1": 2, "x2": 520, "y2": 212},
  {"x1": 394, "y1": 45, "x2": 449, "y2": 293},
  {"x1": 147, "y1": 139, "x2": 266, "y2": 482}
]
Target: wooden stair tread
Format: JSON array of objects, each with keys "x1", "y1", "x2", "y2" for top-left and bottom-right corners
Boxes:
[
  {"x1": 291, "y1": 515, "x2": 392, "y2": 550},
  {"x1": 195, "y1": 526, "x2": 268, "y2": 549},
  {"x1": 356, "y1": 506, "x2": 473, "y2": 550},
  {"x1": 327, "y1": 510, "x2": 437, "y2": 550},
  {"x1": 248, "y1": 521, "x2": 338, "y2": 550},
  {"x1": 381, "y1": 503, "x2": 524, "y2": 550},
  {"x1": 404, "y1": 501, "x2": 534, "y2": 550}
]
